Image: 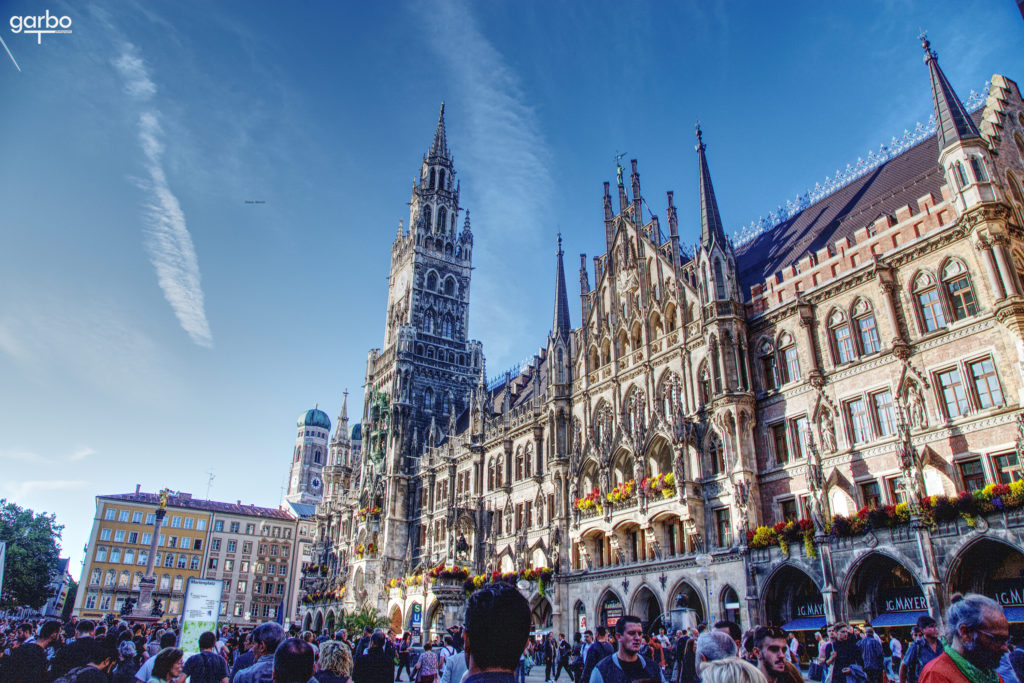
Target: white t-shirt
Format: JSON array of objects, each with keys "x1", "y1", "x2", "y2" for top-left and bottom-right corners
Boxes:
[{"x1": 890, "y1": 638, "x2": 902, "y2": 658}]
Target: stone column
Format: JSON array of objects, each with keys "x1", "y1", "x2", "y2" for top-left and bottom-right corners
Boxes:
[
  {"x1": 993, "y1": 240, "x2": 1021, "y2": 297},
  {"x1": 977, "y1": 241, "x2": 1007, "y2": 300},
  {"x1": 133, "y1": 506, "x2": 166, "y2": 618}
]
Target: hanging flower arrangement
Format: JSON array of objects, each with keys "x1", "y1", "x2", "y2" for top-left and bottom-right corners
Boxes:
[
  {"x1": 606, "y1": 480, "x2": 637, "y2": 505},
  {"x1": 641, "y1": 473, "x2": 676, "y2": 499},
  {"x1": 746, "y1": 518, "x2": 816, "y2": 557},
  {"x1": 428, "y1": 565, "x2": 471, "y2": 581},
  {"x1": 358, "y1": 505, "x2": 383, "y2": 521},
  {"x1": 575, "y1": 488, "x2": 602, "y2": 511},
  {"x1": 461, "y1": 567, "x2": 555, "y2": 596}
]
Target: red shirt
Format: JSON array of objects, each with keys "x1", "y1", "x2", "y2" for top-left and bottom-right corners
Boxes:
[{"x1": 919, "y1": 652, "x2": 1004, "y2": 683}]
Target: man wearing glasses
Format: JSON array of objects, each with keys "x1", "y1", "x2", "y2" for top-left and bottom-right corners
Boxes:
[{"x1": 919, "y1": 594, "x2": 1009, "y2": 683}]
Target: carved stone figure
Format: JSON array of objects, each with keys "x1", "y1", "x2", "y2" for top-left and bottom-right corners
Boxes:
[
  {"x1": 819, "y1": 410, "x2": 837, "y2": 454},
  {"x1": 599, "y1": 469, "x2": 611, "y2": 496},
  {"x1": 906, "y1": 381, "x2": 928, "y2": 429},
  {"x1": 633, "y1": 458, "x2": 646, "y2": 492},
  {"x1": 673, "y1": 443, "x2": 687, "y2": 487},
  {"x1": 805, "y1": 432, "x2": 827, "y2": 534}
]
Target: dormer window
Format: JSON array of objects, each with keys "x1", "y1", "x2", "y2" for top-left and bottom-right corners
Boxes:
[{"x1": 970, "y1": 156, "x2": 989, "y2": 182}]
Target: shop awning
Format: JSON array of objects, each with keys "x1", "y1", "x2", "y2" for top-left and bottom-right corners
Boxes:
[
  {"x1": 781, "y1": 616, "x2": 826, "y2": 631},
  {"x1": 871, "y1": 611, "x2": 928, "y2": 627},
  {"x1": 1004, "y1": 606, "x2": 1024, "y2": 622}
]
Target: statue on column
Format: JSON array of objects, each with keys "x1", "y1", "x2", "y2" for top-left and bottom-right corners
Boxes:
[
  {"x1": 905, "y1": 381, "x2": 928, "y2": 430},
  {"x1": 731, "y1": 474, "x2": 751, "y2": 535},
  {"x1": 818, "y1": 409, "x2": 837, "y2": 454},
  {"x1": 896, "y1": 401, "x2": 927, "y2": 505}
]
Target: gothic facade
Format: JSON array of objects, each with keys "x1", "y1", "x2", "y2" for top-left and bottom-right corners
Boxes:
[{"x1": 300, "y1": 43, "x2": 1024, "y2": 639}]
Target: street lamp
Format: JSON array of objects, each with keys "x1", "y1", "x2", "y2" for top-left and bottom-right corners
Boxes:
[{"x1": 694, "y1": 553, "x2": 715, "y2": 624}]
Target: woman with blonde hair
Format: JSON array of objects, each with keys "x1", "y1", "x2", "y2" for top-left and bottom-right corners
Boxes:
[
  {"x1": 315, "y1": 640, "x2": 353, "y2": 683},
  {"x1": 700, "y1": 656, "x2": 768, "y2": 683}
]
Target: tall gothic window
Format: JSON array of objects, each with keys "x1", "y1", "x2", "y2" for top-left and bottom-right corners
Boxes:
[
  {"x1": 942, "y1": 260, "x2": 979, "y2": 321},
  {"x1": 914, "y1": 272, "x2": 946, "y2": 332},
  {"x1": 438, "y1": 169, "x2": 446, "y2": 189},
  {"x1": 714, "y1": 259, "x2": 726, "y2": 299},
  {"x1": 438, "y1": 207, "x2": 448, "y2": 234},
  {"x1": 829, "y1": 311, "x2": 855, "y2": 364},
  {"x1": 424, "y1": 387, "x2": 434, "y2": 411}
]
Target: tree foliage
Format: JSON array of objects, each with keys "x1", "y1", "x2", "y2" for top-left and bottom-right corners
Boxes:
[
  {"x1": 0, "y1": 499, "x2": 63, "y2": 608},
  {"x1": 62, "y1": 579, "x2": 78, "y2": 620},
  {"x1": 340, "y1": 607, "x2": 390, "y2": 633}
]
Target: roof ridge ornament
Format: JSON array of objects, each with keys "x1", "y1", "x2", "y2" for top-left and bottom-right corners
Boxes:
[{"x1": 733, "y1": 79, "x2": 989, "y2": 246}]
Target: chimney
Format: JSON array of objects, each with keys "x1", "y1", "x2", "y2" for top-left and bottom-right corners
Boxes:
[
  {"x1": 135, "y1": 484, "x2": 141, "y2": 494},
  {"x1": 237, "y1": 500, "x2": 242, "y2": 505}
]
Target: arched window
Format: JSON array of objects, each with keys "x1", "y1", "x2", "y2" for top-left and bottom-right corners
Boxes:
[
  {"x1": 119, "y1": 571, "x2": 130, "y2": 587},
  {"x1": 487, "y1": 460, "x2": 495, "y2": 490},
  {"x1": 698, "y1": 362, "x2": 711, "y2": 405},
  {"x1": 714, "y1": 259, "x2": 726, "y2": 299},
  {"x1": 758, "y1": 340, "x2": 777, "y2": 391},
  {"x1": 445, "y1": 277, "x2": 456, "y2": 296},
  {"x1": 105, "y1": 570, "x2": 116, "y2": 586},
  {"x1": 778, "y1": 332, "x2": 800, "y2": 383},
  {"x1": 424, "y1": 311, "x2": 434, "y2": 334},
  {"x1": 424, "y1": 387, "x2": 433, "y2": 411},
  {"x1": 313, "y1": 450, "x2": 321, "y2": 464},
  {"x1": 90, "y1": 568, "x2": 102, "y2": 585},
  {"x1": 1015, "y1": 132, "x2": 1024, "y2": 159},
  {"x1": 852, "y1": 299, "x2": 880, "y2": 355},
  {"x1": 829, "y1": 310, "x2": 855, "y2": 364},
  {"x1": 942, "y1": 260, "x2": 979, "y2": 321},
  {"x1": 438, "y1": 169, "x2": 446, "y2": 190},
  {"x1": 428, "y1": 169, "x2": 436, "y2": 189},
  {"x1": 556, "y1": 348, "x2": 565, "y2": 383},
  {"x1": 160, "y1": 574, "x2": 170, "y2": 590},
  {"x1": 427, "y1": 272, "x2": 438, "y2": 291},
  {"x1": 913, "y1": 272, "x2": 946, "y2": 332},
  {"x1": 951, "y1": 162, "x2": 969, "y2": 188},
  {"x1": 423, "y1": 204, "x2": 432, "y2": 230},
  {"x1": 1007, "y1": 172, "x2": 1024, "y2": 224},
  {"x1": 438, "y1": 207, "x2": 448, "y2": 234},
  {"x1": 442, "y1": 393, "x2": 450, "y2": 414}
]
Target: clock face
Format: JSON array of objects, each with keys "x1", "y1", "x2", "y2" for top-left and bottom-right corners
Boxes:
[
  {"x1": 394, "y1": 269, "x2": 409, "y2": 296},
  {"x1": 311, "y1": 477, "x2": 322, "y2": 490}
]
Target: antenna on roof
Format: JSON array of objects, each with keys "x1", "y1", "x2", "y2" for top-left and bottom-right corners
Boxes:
[{"x1": 205, "y1": 470, "x2": 215, "y2": 499}]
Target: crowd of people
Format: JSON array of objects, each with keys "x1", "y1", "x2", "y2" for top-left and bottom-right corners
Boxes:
[{"x1": 1, "y1": 591, "x2": 1022, "y2": 683}]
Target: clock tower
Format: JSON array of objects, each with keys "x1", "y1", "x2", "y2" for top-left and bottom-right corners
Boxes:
[{"x1": 286, "y1": 406, "x2": 330, "y2": 506}]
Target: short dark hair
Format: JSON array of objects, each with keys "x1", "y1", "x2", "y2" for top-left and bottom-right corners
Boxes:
[
  {"x1": 752, "y1": 626, "x2": 788, "y2": 651},
  {"x1": 465, "y1": 582, "x2": 530, "y2": 671},
  {"x1": 77, "y1": 620, "x2": 95, "y2": 635},
  {"x1": 199, "y1": 631, "x2": 217, "y2": 650},
  {"x1": 40, "y1": 620, "x2": 62, "y2": 640},
  {"x1": 371, "y1": 632, "x2": 386, "y2": 648},
  {"x1": 916, "y1": 615, "x2": 937, "y2": 630},
  {"x1": 152, "y1": 647, "x2": 184, "y2": 678},
  {"x1": 274, "y1": 638, "x2": 315, "y2": 683},
  {"x1": 615, "y1": 616, "x2": 643, "y2": 635},
  {"x1": 714, "y1": 620, "x2": 742, "y2": 643},
  {"x1": 253, "y1": 622, "x2": 286, "y2": 655},
  {"x1": 160, "y1": 631, "x2": 177, "y2": 648},
  {"x1": 596, "y1": 626, "x2": 608, "y2": 637}
]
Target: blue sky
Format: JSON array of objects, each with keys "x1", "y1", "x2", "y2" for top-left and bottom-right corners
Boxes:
[{"x1": 1, "y1": 0, "x2": 1021, "y2": 581}]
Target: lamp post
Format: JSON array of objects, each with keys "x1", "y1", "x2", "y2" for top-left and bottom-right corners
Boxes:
[{"x1": 695, "y1": 553, "x2": 715, "y2": 624}]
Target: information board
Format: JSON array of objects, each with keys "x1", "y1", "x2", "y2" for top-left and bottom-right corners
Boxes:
[{"x1": 180, "y1": 578, "x2": 223, "y2": 658}]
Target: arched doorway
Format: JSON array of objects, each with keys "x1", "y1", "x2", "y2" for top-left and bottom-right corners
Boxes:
[
  {"x1": 598, "y1": 590, "x2": 624, "y2": 627},
  {"x1": 720, "y1": 585, "x2": 742, "y2": 628},
  {"x1": 845, "y1": 552, "x2": 925, "y2": 627},
  {"x1": 670, "y1": 581, "x2": 705, "y2": 624},
  {"x1": 313, "y1": 611, "x2": 323, "y2": 633},
  {"x1": 532, "y1": 596, "x2": 553, "y2": 630},
  {"x1": 574, "y1": 601, "x2": 588, "y2": 634},
  {"x1": 326, "y1": 611, "x2": 336, "y2": 634},
  {"x1": 302, "y1": 612, "x2": 312, "y2": 631},
  {"x1": 948, "y1": 538, "x2": 1024, "y2": 623},
  {"x1": 630, "y1": 586, "x2": 663, "y2": 633},
  {"x1": 763, "y1": 565, "x2": 824, "y2": 631}
]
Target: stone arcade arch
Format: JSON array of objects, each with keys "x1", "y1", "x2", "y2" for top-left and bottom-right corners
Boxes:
[
  {"x1": 313, "y1": 611, "x2": 324, "y2": 633},
  {"x1": 946, "y1": 537, "x2": 1024, "y2": 622},
  {"x1": 843, "y1": 550, "x2": 926, "y2": 627},
  {"x1": 668, "y1": 580, "x2": 705, "y2": 624},
  {"x1": 390, "y1": 604, "x2": 404, "y2": 633},
  {"x1": 597, "y1": 589, "x2": 625, "y2": 628},
  {"x1": 761, "y1": 564, "x2": 824, "y2": 631},
  {"x1": 325, "y1": 610, "x2": 336, "y2": 634},
  {"x1": 532, "y1": 595, "x2": 554, "y2": 630},
  {"x1": 302, "y1": 611, "x2": 312, "y2": 631},
  {"x1": 629, "y1": 585, "x2": 663, "y2": 632}
]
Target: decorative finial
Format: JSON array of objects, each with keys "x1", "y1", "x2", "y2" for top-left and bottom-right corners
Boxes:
[
  {"x1": 919, "y1": 30, "x2": 935, "y2": 60},
  {"x1": 557, "y1": 231, "x2": 562, "y2": 252},
  {"x1": 695, "y1": 120, "x2": 705, "y2": 151}
]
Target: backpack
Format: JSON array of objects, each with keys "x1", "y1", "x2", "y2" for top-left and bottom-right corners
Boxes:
[
  {"x1": 797, "y1": 640, "x2": 805, "y2": 658},
  {"x1": 54, "y1": 666, "x2": 92, "y2": 683}
]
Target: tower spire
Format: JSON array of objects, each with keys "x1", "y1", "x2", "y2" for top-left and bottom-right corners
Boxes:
[
  {"x1": 696, "y1": 123, "x2": 727, "y2": 249},
  {"x1": 552, "y1": 233, "x2": 571, "y2": 340},
  {"x1": 921, "y1": 33, "x2": 981, "y2": 155},
  {"x1": 429, "y1": 102, "x2": 450, "y2": 161}
]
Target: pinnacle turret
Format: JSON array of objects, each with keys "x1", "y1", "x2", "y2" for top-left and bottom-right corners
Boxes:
[
  {"x1": 696, "y1": 123, "x2": 727, "y2": 249},
  {"x1": 921, "y1": 34, "x2": 981, "y2": 155},
  {"x1": 552, "y1": 234, "x2": 571, "y2": 340},
  {"x1": 428, "y1": 102, "x2": 451, "y2": 162}
]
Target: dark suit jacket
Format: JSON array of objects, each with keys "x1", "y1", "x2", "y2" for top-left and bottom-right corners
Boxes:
[{"x1": 230, "y1": 649, "x2": 256, "y2": 681}]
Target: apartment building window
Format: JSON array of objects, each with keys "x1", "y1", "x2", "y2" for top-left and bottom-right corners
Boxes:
[
  {"x1": 938, "y1": 368, "x2": 970, "y2": 418},
  {"x1": 246, "y1": 524, "x2": 255, "y2": 534},
  {"x1": 193, "y1": 539, "x2": 202, "y2": 551},
  {"x1": 227, "y1": 541, "x2": 237, "y2": 553},
  {"x1": 709, "y1": 437, "x2": 726, "y2": 476},
  {"x1": 277, "y1": 583, "x2": 285, "y2": 595},
  {"x1": 215, "y1": 521, "x2": 224, "y2": 532},
  {"x1": 173, "y1": 576, "x2": 183, "y2": 591},
  {"x1": 119, "y1": 510, "x2": 130, "y2": 522},
  {"x1": 128, "y1": 532, "x2": 138, "y2": 544},
  {"x1": 872, "y1": 390, "x2": 896, "y2": 437},
  {"x1": 759, "y1": 341, "x2": 778, "y2": 391},
  {"x1": 146, "y1": 513, "x2": 155, "y2": 525},
  {"x1": 860, "y1": 481, "x2": 882, "y2": 508},
  {"x1": 970, "y1": 358, "x2": 1004, "y2": 409},
  {"x1": 132, "y1": 512, "x2": 143, "y2": 524},
  {"x1": 142, "y1": 533, "x2": 152, "y2": 545},
  {"x1": 138, "y1": 551, "x2": 148, "y2": 566},
  {"x1": 225, "y1": 560, "x2": 234, "y2": 572},
  {"x1": 243, "y1": 542, "x2": 252, "y2": 554},
  {"x1": 111, "y1": 548, "x2": 121, "y2": 563},
  {"x1": 211, "y1": 539, "x2": 221, "y2": 551},
  {"x1": 177, "y1": 555, "x2": 187, "y2": 569},
  {"x1": 100, "y1": 596, "x2": 111, "y2": 610},
  {"x1": 85, "y1": 594, "x2": 97, "y2": 609},
  {"x1": 90, "y1": 569, "x2": 101, "y2": 585},
  {"x1": 259, "y1": 544, "x2": 267, "y2": 555},
  {"x1": 168, "y1": 536, "x2": 177, "y2": 549},
  {"x1": 714, "y1": 509, "x2": 731, "y2": 547},
  {"x1": 163, "y1": 553, "x2": 175, "y2": 568},
  {"x1": 769, "y1": 423, "x2": 789, "y2": 465},
  {"x1": 160, "y1": 575, "x2": 170, "y2": 590},
  {"x1": 124, "y1": 549, "x2": 135, "y2": 565},
  {"x1": 847, "y1": 398, "x2": 870, "y2": 444},
  {"x1": 278, "y1": 565, "x2": 286, "y2": 577},
  {"x1": 171, "y1": 516, "x2": 181, "y2": 528},
  {"x1": 209, "y1": 558, "x2": 219, "y2": 570},
  {"x1": 270, "y1": 545, "x2": 278, "y2": 556},
  {"x1": 197, "y1": 519, "x2": 206, "y2": 531},
  {"x1": 234, "y1": 603, "x2": 244, "y2": 617},
  {"x1": 230, "y1": 522, "x2": 239, "y2": 533},
  {"x1": 240, "y1": 561, "x2": 250, "y2": 573},
  {"x1": 114, "y1": 530, "x2": 125, "y2": 542},
  {"x1": 254, "y1": 582, "x2": 262, "y2": 594},
  {"x1": 96, "y1": 547, "x2": 107, "y2": 562},
  {"x1": 237, "y1": 580, "x2": 247, "y2": 593},
  {"x1": 994, "y1": 452, "x2": 1024, "y2": 484},
  {"x1": 100, "y1": 529, "x2": 111, "y2": 541},
  {"x1": 191, "y1": 555, "x2": 200, "y2": 570},
  {"x1": 104, "y1": 570, "x2": 116, "y2": 586},
  {"x1": 184, "y1": 518, "x2": 194, "y2": 530},
  {"x1": 105, "y1": 508, "x2": 117, "y2": 521},
  {"x1": 958, "y1": 460, "x2": 986, "y2": 492}
]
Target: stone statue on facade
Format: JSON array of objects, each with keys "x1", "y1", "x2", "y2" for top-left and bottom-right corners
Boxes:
[
  {"x1": 805, "y1": 431, "x2": 827, "y2": 534},
  {"x1": 896, "y1": 402, "x2": 927, "y2": 505},
  {"x1": 905, "y1": 381, "x2": 928, "y2": 430},
  {"x1": 819, "y1": 409, "x2": 837, "y2": 454}
]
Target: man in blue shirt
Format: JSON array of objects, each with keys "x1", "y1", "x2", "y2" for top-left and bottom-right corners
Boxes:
[
  {"x1": 462, "y1": 583, "x2": 531, "y2": 683},
  {"x1": 234, "y1": 622, "x2": 286, "y2": 683},
  {"x1": 858, "y1": 628, "x2": 884, "y2": 683}
]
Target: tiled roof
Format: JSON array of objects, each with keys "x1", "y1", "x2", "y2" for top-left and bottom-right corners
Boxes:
[
  {"x1": 100, "y1": 491, "x2": 295, "y2": 520},
  {"x1": 733, "y1": 109, "x2": 982, "y2": 298}
]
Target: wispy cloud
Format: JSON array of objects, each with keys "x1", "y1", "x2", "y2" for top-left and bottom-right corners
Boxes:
[
  {"x1": 70, "y1": 447, "x2": 96, "y2": 462},
  {"x1": 114, "y1": 42, "x2": 213, "y2": 348},
  {"x1": 0, "y1": 449, "x2": 44, "y2": 463},
  {"x1": 418, "y1": 0, "x2": 555, "y2": 365},
  {"x1": 2, "y1": 479, "x2": 88, "y2": 501}
]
